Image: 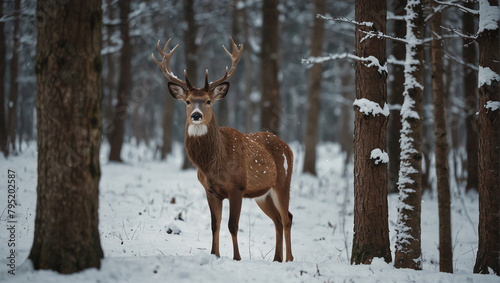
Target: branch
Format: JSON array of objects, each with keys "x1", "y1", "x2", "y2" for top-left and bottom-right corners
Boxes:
[
  {"x1": 441, "y1": 25, "x2": 477, "y2": 40},
  {"x1": 434, "y1": 0, "x2": 479, "y2": 17},
  {"x1": 303, "y1": 53, "x2": 387, "y2": 74},
  {"x1": 444, "y1": 51, "x2": 478, "y2": 71},
  {"x1": 387, "y1": 11, "x2": 407, "y2": 21},
  {"x1": 317, "y1": 14, "x2": 374, "y2": 29},
  {"x1": 359, "y1": 29, "x2": 409, "y2": 45}
]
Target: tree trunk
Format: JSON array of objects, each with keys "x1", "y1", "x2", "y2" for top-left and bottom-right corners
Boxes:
[
  {"x1": 430, "y1": 0, "x2": 452, "y2": 273},
  {"x1": 29, "y1": 0, "x2": 104, "y2": 273},
  {"x1": 181, "y1": 0, "x2": 197, "y2": 170},
  {"x1": 260, "y1": 0, "x2": 281, "y2": 136},
  {"x1": 351, "y1": 0, "x2": 392, "y2": 265},
  {"x1": 473, "y1": 0, "x2": 500, "y2": 275},
  {"x1": 241, "y1": 0, "x2": 254, "y2": 134},
  {"x1": 463, "y1": 1, "x2": 479, "y2": 193},
  {"x1": 104, "y1": 0, "x2": 116, "y2": 142},
  {"x1": 0, "y1": 0, "x2": 7, "y2": 156},
  {"x1": 161, "y1": 80, "x2": 174, "y2": 159},
  {"x1": 303, "y1": 0, "x2": 326, "y2": 175},
  {"x1": 338, "y1": 60, "x2": 353, "y2": 163},
  {"x1": 108, "y1": 0, "x2": 132, "y2": 162},
  {"x1": 387, "y1": 0, "x2": 406, "y2": 194},
  {"x1": 6, "y1": 0, "x2": 20, "y2": 153},
  {"x1": 394, "y1": 0, "x2": 424, "y2": 270}
]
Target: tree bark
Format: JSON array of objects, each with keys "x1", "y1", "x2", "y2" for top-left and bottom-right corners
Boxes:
[
  {"x1": 6, "y1": 0, "x2": 20, "y2": 153},
  {"x1": 394, "y1": 0, "x2": 424, "y2": 270},
  {"x1": 387, "y1": 0, "x2": 406, "y2": 194},
  {"x1": 430, "y1": 0, "x2": 452, "y2": 273},
  {"x1": 29, "y1": 0, "x2": 104, "y2": 273},
  {"x1": 260, "y1": 0, "x2": 281, "y2": 136},
  {"x1": 463, "y1": 1, "x2": 479, "y2": 193},
  {"x1": 108, "y1": 0, "x2": 132, "y2": 162},
  {"x1": 473, "y1": 0, "x2": 500, "y2": 275},
  {"x1": 303, "y1": 0, "x2": 326, "y2": 175},
  {"x1": 351, "y1": 0, "x2": 392, "y2": 265},
  {"x1": 0, "y1": 0, "x2": 7, "y2": 156}
]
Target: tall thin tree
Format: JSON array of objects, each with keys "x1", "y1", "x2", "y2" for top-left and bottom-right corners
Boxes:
[
  {"x1": 303, "y1": 0, "x2": 326, "y2": 175},
  {"x1": 6, "y1": 0, "x2": 20, "y2": 153},
  {"x1": 474, "y1": 0, "x2": 499, "y2": 275},
  {"x1": 29, "y1": 0, "x2": 104, "y2": 273},
  {"x1": 430, "y1": 0, "x2": 452, "y2": 273},
  {"x1": 0, "y1": 0, "x2": 7, "y2": 156},
  {"x1": 351, "y1": 0, "x2": 392, "y2": 264},
  {"x1": 394, "y1": 0, "x2": 424, "y2": 270},
  {"x1": 260, "y1": 0, "x2": 281, "y2": 136},
  {"x1": 108, "y1": 0, "x2": 132, "y2": 161}
]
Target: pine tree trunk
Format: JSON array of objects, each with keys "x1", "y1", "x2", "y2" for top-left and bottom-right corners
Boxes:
[
  {"x1": 473, "y1": 0, "x2": 500, "y2": 275},
  {"x1": 351, "y1": 0, "x2": 392, "y2": 265},
  {"x1": 260, "y1": 0, "x2": 281, "y2": 136},
  {"x1": 6, "y1": 0, "x2": 20, "y2": 153},
  {"x1": 29, "y1": 0, "x2": 104, "y2": 273},
  {"x1": 430, "y1": 0, "x2": 452, "y2": 273},
  {"x1": 394, "y1": 0, "x2": 424, "y2": 270},
  {"x1": 0, "y1": 0, "x2": 7, "y2": 156},
  {"x1": 303, "y1": 0, "x2": 325, "y2": 176},
  {"x1": 463, "y1": 1, "x2": 479, "y2": 193},
  {"x1": 387, "y1": 0, "x2": 406, "y2": 194},
  {"x1": 109, "y1": 0, "x2": 132, "y2": 162},
  {"x1": 161, "y1": 80, "x2": 174, "y2": 159},
  {"x1": 338, "y1": 60, "x2": 353, "y2": 163}
]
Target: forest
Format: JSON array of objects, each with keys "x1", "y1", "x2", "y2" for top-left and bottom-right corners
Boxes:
[{"x1": 0, "y1": 0, "x2": 499, "y2": 282}]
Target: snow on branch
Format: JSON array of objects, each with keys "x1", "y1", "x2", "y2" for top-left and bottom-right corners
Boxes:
[
  {"x1": 370, "y1": 148, "x2": 389, "y2": 165},
  {"x1": 478, "y1": 66, "x2": 500, "y2": 87},
  {"x1": 485, "y1": 101, "x2": 500, "y2": 111},
  {"x1": 302, "y1": 53, "x2": 388, "y2": 74},
  {"x1": 441, "y1": 25, "x2": 477, "y2": 40},
  {"x1": 434, "y1": 0, "x2": 479, "y2": 16},
  {"x1": 317, "y1": 14, "x2": 374, "y2": 28},
  {"x1": 353, "y1": 98, "x2": 390, "y2": 117},
  {"x1": 387, "y1": 11, "x2": 407, "y2": 21},
  {"x1": 359, "y1": 30, "x2": 409, "y2": 45}
]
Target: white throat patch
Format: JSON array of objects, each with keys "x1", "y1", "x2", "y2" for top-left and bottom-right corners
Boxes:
[{"x1": 188, "y1": 124, "x2": 208, "y2": 137}]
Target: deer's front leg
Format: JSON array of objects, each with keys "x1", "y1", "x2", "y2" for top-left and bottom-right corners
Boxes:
[
  {"x1": 206, "y1": 192, "x2": 222, "y2": 257},
  {"x1": 228, "y1": 190, "x2": 243, "y2": 260}
]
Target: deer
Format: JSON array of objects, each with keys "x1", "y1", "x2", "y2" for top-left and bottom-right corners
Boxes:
[{"x1": 152, "y1": 38, "x2": 294, "y2": 262}]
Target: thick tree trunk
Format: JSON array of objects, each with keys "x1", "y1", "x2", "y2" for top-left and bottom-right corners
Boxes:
[
  {"x1": 351, "y1": 0, "x2": 392, "y2": 265},
  {"x1": 473, "y1": 0, "x2": 500, "y2": 275},
  {"x1": 0, "y1": 0, "x2": 7, "y2": 156},
  {"x1": 463, "y1": 1, "x2": 479, "y2": 193},
  {"x1": 387, "y1": 0, "x2": 406, "y2": 194},
  {"x1": 29, "y1": 0, "x2": 104, "y2": 273},
  {"x1": 430, "y1": 0, "x2": 452, "y2": 273},
  {"x1": 303, "y1": 0, "x2": 326, "y2": 176},
  {"x1": 6, "y1": 0, "x2": 20, "y2": 153},
  {"x1": 109, "y1": 0, "x2": 132, "y2": 162},
  {"x1": 260, "y1": 0, "x2": 281, "y2": 136},
  {"x1": 161, "y1": 80, "x2": 174, "y2": 159},
  {"x1": 394, "y1": 0, "x2": 424, "y2": 270}
]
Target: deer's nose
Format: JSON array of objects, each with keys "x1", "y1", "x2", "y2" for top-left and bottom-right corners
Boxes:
[{"x1": 191, "y1": 112, "x2": 203, "y2": 121}]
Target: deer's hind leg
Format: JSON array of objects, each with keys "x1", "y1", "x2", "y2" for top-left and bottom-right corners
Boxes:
[{"x1": 255, "y1": 190, "x2": 284, "y2": 262}]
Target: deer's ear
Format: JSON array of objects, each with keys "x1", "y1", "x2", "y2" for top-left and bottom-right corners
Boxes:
[
  {"x1": 212, "y1": 82, "x2": 230, "y2": 101},
  {"x1": 168, "y1": 82, "x2": 188, "y2": 100}
]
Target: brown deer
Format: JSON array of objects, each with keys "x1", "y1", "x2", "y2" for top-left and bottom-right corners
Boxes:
[{"x1": 152, "y1": 38, "x2": 294, "y2": 262}]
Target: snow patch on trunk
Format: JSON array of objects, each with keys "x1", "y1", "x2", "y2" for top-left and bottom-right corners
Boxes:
[
  {"x1": 353, "y1": 98, "x2": 390, "y2": 117},
  {"x1": 370, "y1": 148, "x2": 389, "y2": 165}
]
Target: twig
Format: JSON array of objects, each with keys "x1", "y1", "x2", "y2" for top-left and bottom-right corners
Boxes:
[
  {"x1": 317, "y1": 14, "x2": 374, "y2": 29},
  {"x1": 434, "y1": 0, "x2": 479, "y2": 17}
]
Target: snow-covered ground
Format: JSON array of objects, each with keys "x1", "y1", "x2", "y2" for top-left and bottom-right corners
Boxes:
[{"x1": 0, "y1": 142, "x2": 497, "y2": 282}]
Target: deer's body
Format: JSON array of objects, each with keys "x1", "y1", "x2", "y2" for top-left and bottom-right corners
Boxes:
[{"x1": 153, "y1": 38, "x2": 294, "y2": 262}]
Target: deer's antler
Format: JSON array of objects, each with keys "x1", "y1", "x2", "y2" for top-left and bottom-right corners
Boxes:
[
  {"x1": 152, "y1": 39, "x2": 194, "y2": 90},
  {"x1": 205, "y1": 37, "x2": 244, "y2": 90}
]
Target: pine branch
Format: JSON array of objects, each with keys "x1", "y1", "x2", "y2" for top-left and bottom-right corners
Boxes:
[{"x1": 434, "y1": 0, "x2": 479, "y2": 17}]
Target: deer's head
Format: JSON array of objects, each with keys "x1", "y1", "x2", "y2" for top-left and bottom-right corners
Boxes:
[{"x1": 152, "y1": 38, "x2": 243, "y2": 137}]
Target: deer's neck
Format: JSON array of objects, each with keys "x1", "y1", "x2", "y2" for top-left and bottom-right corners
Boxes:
[{"x1": 184, "y1": 117, "x2": 227, "y2": 174}]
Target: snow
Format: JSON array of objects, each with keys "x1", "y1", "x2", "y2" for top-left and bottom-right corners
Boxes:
[
  {"x1": 370, "y1": 148, "x2": 389, "y2": 165},
  {"x1": 478, "y1": 66, "x2": 500, "y2": 87},
  {"x1": 353, "y1": 98, "x2": 390, "y2": 117},
  {"x1": 302, "y1": 53, "x2": 387, "y2": 74},
  {"x1": 485, "y1": 101, "x2": 500, "y2": 111},
  {"x1": 478, "y1": 0, "x2": 500, "y2": 34},
  {"x1": 0, "y1": 142, "x2": 498, "y2": 282}
]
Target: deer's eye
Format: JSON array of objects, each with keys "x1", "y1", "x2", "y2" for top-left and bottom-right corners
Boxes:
[
  {"x1": 186, "y1": 100, "x2": 191, "y2": 105},
  {"x1": 206, "y1": 100, "x2": 211, "y2": 105}
]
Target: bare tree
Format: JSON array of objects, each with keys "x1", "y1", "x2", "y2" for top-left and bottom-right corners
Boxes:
[
  {"x1": 474, "y1": 0, "x2": 499, "y2": 275},
  {"x1": 394, "y1": 0, "x2": 424, "y2": 270},
  {"x1": 430, "y1": 0, "x2": 452, "y2": 273},
  {"x1": 6, "y1": 0, "x2": 20, "y2": 153},
  {"x1": 0, "y1": 0, "x2": 7, "y2": 156},
  {"x1": 351, "y1": 0, "x2": 392, "y2": 264},
  {"x1": 303, "y1": 0, "x2": 326, "y2": 175},
  {"x1": 260, "y1": 0, "x2": 281, "y2": 136},
  {"x1": 29, "y1": 0, "x2": 104, "y2": 273},
  {"x1": 109, "y1": 0, "x2": 132, "y2": 161}
]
